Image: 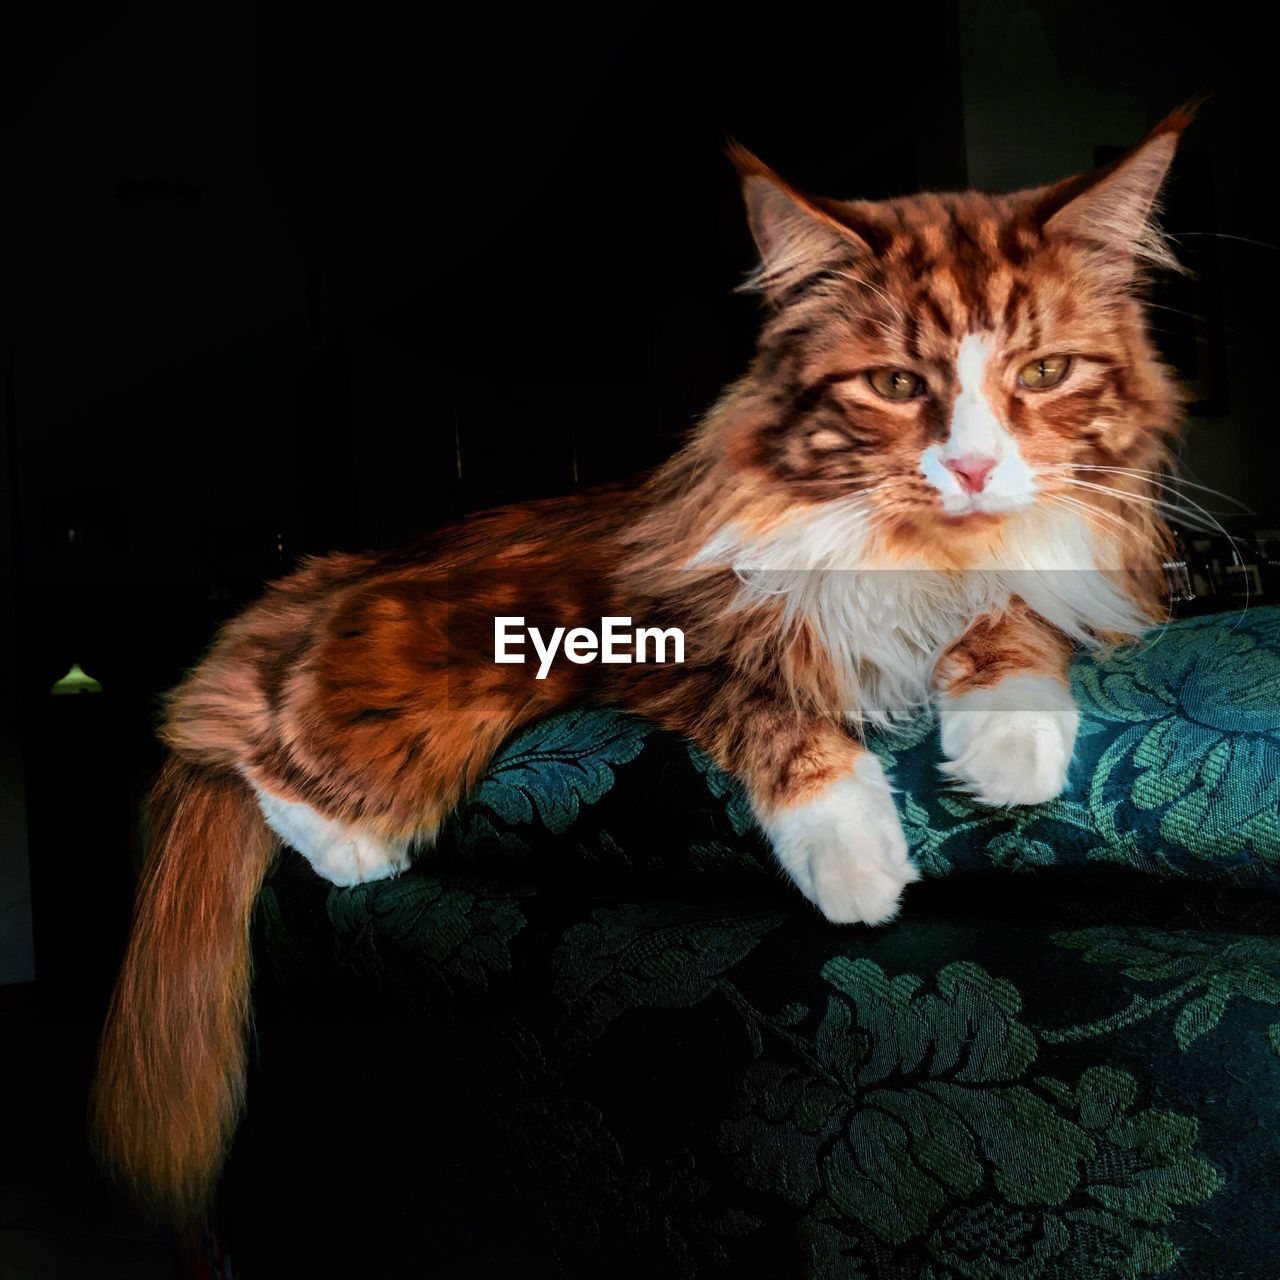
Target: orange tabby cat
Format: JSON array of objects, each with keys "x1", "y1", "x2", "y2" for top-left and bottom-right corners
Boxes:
[{"x1": 94, "y1": 109, "x2": 1191, "y2": 1217}]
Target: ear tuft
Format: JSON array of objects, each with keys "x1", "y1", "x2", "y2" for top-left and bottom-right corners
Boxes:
[
  {"x1": 1156, "y1": 90, "x2": 1212, "y2": 138},
  {"x1": 725, "y1": 140, "x2": 872, "y2": 300},
  {"x1": 1040, "y1": 102, "x2": 1203, "y2": 274}
]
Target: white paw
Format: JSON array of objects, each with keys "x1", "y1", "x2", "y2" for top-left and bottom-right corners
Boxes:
[
  {"x1": 246, "y1": 778, "x2": 412, "y2": 886},
  {"x1": 760, "y1": 754, "x2": 919, "y2": 925},
  {"x1": 938, "y1": 674, "x2": 1079, "y2": 807}
]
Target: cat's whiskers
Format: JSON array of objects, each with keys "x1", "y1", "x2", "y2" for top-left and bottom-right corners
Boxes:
[
  {"x1": 835, "y1": 305, "x2": 898, "y2": 339},
  {"x1": 1043, "y1": 476, "x2": 1212, "y2": 528},
  {"x1": 1035, "y1": 494, "x2": 1180, "y2": 650},
  {"x1": 1143, "y1": 298, "x2": 1211, "y2": 327},
  {"x1": 1044, "y1": 474, "x2": 1252, "y2": 625},
  {"x1": 1047, "y1": 474, "x2": 1231, "y2": 536},
  {"x1": 844, "y1": 271, "x2": 908, "y2": 325},
  {"x1": 1169, "y1": 229, "x2": 1280, "y2": 256},
  {"x1": 1038, "y1": 491, "x2": 1137, "y2": 543},
  {"x1": 1043, "y1": 463, "x2": 1250, "y2": 513}
]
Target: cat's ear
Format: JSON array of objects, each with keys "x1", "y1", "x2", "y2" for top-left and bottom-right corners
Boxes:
[
  {"x1": 727, "y1": 142, "x2": 874, "y2": 300},
  {"x1": 1038, "y1": 101, "x2": 1201, "y2": 271}
]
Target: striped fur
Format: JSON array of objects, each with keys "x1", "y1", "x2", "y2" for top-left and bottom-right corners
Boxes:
[{"x1": 95, "y1": 107, "x2": 1195, "y2": 1217}]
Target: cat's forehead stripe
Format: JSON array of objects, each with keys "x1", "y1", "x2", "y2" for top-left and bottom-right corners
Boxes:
[{"x1": 771, "y1": 199, "x2": 1048, "y2": 362}]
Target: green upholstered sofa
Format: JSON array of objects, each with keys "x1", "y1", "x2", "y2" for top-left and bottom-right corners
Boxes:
[{"x1": 219, "y1": 607, "x2": 1280, "y2": 1278}]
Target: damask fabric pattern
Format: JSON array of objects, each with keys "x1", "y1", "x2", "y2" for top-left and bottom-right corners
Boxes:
[{"x1": 228, "y1": 608, "x2": 1280, "y2": 1278}]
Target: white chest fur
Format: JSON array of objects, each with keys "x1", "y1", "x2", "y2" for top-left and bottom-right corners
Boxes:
[
  {"x1": 694, "y1": 500, "x2": 1149, "y2": 728},
  {"x1": 804, "y1": 566, "x2": 1003, "y2": 726}
]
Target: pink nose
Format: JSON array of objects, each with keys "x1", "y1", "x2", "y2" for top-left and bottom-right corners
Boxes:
[{"x1": 945, "y1": 453, "x2": 997, "y2": 493}]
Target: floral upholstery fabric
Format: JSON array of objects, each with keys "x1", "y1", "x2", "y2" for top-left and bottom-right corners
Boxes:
[{"x1": 225, "y1": 609, "x2": 1280, "y2": 1278}]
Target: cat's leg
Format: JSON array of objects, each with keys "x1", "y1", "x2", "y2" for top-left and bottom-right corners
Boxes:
[
  {"x1": 759, "y1": 744, "x2": 919, "y2": 925},
  {"x1": 934, "y1": 603, "x2": 1078, "y2": 806},
  {"x1": 223, "y1": 591, "x2": 556, "y2": 887},
  {"x1": 695, "y1": 709, "x2": 919, "y2": 924},
  {"x1": 236, "y1": 699, "x2": 519, "y2": 887},
  {"x1": 241, "y1": 773, "x2": 414, "y2": 887}
]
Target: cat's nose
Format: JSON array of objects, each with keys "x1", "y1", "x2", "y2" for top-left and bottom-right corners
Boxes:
[{"x1": 944, "y1": 453, "x2": 997, "y2": 493}]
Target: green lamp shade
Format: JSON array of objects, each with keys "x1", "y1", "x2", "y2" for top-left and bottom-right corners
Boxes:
[{"x1": 50, "y1": 662, "x2": 104, "y2": 695}]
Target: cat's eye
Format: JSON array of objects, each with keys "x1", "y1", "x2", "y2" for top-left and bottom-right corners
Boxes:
[
  {"x1": 1018, "y1": 354, "x2": 1072, "y2": 390},
  {"x1": 867, "y1": 368, "x2": 924, "y2": 400}
]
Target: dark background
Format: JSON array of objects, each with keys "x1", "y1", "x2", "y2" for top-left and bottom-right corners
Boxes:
[{"x1": 0, "y1": 1, "x2": 1273, "y2": 1272}]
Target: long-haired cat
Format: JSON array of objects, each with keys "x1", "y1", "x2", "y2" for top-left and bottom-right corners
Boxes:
[{"x1": 94, "y1": 108, "x2": 1192, "y2": 1217}]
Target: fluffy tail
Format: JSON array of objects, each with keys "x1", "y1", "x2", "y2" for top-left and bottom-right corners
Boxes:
[{"x1": 92, "y1": 756, "x2": 280, "y2": 1220}]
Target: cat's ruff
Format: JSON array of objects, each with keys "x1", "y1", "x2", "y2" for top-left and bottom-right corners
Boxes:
[{"x1": 697, "y1": 498, "x2": 1146, "y2": 732}]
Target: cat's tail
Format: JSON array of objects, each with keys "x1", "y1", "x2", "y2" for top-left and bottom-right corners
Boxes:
[{"x1": 91, "y1": 755, "x2": 280, "y2": 1220}]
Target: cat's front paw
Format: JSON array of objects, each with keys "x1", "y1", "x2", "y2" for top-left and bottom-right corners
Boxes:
[
  {"x1": 938, "y1": 674, "x2": 1079, "y2": 807},
  {"x1": 761, "y1": 754, "x2": 919, "y2": 925}
]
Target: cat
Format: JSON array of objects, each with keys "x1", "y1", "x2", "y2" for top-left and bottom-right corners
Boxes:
[{"x1": 93, "y1": 106, "x2": 1191, "y2": 1218}]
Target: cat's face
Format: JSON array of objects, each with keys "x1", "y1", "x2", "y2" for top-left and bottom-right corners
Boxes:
[{"x1": 734, "y1": 118, "x2": 1187, "y2": 549}]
